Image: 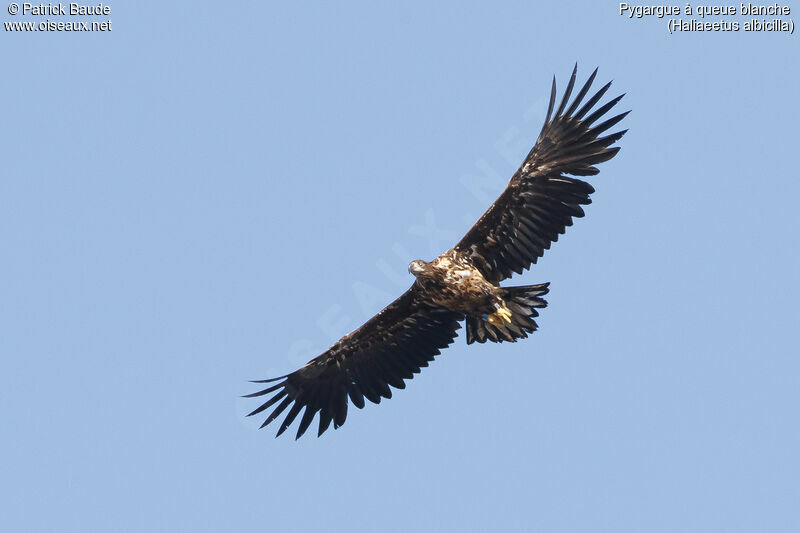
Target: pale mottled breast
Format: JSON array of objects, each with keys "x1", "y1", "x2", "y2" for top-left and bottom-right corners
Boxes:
[
  {"x1": 419, "y1": 249, "x2": 495, "y2": 313},
  {"x1": 431, "y1": 249, "x2": 488, "y2": 286}
]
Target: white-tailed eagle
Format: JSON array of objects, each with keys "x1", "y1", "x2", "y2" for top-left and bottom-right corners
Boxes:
[{"x1": 245, "y1": 65, "x2": 628, "y2": 439}]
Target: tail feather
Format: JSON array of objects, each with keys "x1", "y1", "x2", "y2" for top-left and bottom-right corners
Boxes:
[{"x1": 466, "y1": 283, "x2": 549, "y2": 344}]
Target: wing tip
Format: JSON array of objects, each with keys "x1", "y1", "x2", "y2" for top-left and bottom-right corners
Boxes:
[{"x1": 249, "y1": 375, "x2": 288, "y2": 384}]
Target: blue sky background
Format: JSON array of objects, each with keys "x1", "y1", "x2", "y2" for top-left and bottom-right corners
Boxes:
[{"x1": 2, "y1": 1, "x2": 799, "y2": 531}]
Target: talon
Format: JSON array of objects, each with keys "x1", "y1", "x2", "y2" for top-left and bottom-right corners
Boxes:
[{"x1": 487, "y1": 307, "x2": 513, "y2": 326}]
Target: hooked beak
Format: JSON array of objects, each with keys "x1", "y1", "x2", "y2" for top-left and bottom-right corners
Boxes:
[{"x1": 408, "y1": 261, "x2": 425, "y2": 276}]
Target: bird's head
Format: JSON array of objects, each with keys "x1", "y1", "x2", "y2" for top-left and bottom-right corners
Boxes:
[{"x1": 408, "y1": 259, "x2": 428, "y2": 278}]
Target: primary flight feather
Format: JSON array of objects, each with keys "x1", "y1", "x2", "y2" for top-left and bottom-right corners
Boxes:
[{"x1": 245, "y1": 65, "x2": 629, "y2": 439}]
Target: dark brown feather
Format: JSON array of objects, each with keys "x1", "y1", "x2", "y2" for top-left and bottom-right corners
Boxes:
[
  {"x1": 247, "y1": 287, "x2": 462, "y2": 438},
  {"x1": 454, "y1": 66, "x2": 628, "y2": 282}
]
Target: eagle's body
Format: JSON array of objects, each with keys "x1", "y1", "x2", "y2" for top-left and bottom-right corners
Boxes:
[
  {"x1": 410, "y1": 250, "x2": 545, "y2": 333},
  {"x1": 411, "y1": 251, "x2": 497, "y2": 315},
  {"x1": 246, "y1": 65, "x2": 629, "y2": 439}
]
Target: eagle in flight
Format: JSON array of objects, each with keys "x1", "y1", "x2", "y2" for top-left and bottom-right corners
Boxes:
[{"x1": 246, "y1": 65, "x2": 628, "y2": 439}]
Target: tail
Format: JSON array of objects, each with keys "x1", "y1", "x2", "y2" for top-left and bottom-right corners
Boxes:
[{"x1": 465, "y1": 283, "x2": 549, "y2": 344}]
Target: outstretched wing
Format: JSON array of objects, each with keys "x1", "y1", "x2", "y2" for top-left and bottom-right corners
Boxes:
[
  {"x1": 455, "y1": 65, "x2": 629, "y2": 283},
  {"x1": 245, "y1": 287, "x2": 463, "y2": 439}
]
